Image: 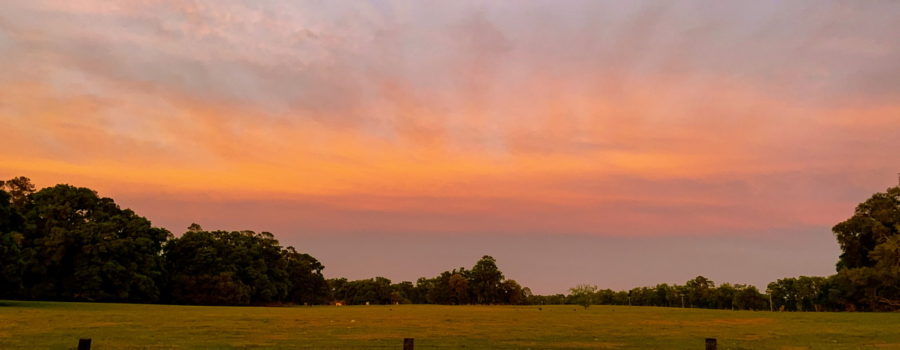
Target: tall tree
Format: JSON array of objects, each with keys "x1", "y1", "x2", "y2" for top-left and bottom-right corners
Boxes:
[
  {"x1": 0, "y1": 189, "x2": 24, "y2": 297},
  {"x1": 569, "y1": 284, "x2": 598, "y2": 309},
  {"x1": 833, "y1": 186, "x2": 900, "y2": 270},
  {"x1": 164, "y1": 228, "x2": 286, "y2": 305},
  {"x1": 685, "y1": 276, "x2": 715, "y2": 308},
  {"x1": 470, "y1": 255, "x2": 504, "y2": 304},
  {"x1": 1, "y1": 176, "x2": 36, "y2": 209},
  {"x1": 830, "y1": 186, "x2": 900, "y2": 310},
  {"x1": 19, "y1": 185, "x2": 170, "y2": 301},
  {"x1": 499, "y1": 279, "x2": 528, "y2": 305},
  {"x1": 869, "y1": 235, "x2": 900, "y2": 308},
  {"x1": 164, "y1": 225, "x2": 327, "y2": 305},
  {"x1": 283, "y1": 247, "x2": 328, "y2": 304}
]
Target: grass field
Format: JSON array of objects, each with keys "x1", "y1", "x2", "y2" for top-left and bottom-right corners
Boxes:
[{"x1": 1, "y1": 301, "x2": 899, "y2": 349}]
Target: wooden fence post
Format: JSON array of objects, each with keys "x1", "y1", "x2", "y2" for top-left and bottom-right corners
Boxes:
[
  {"x1": 78, "y1": 338, "x2": 92, "y2": 350},
  {"x1": 705, "y1": 338, "x2": 717, "y2": 350},
  {"x1": 403, "y1": 337, "x2": 414, "y2": 350}
]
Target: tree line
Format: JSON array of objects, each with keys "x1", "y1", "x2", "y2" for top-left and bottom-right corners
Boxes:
[
  {"x1": 327, "y1": 255, "x2": 530, "y2": 305},
  {"x1": 0, "y1": 177, "x2": 527, "y2": 306},
  {"x1": 1, "y1": 176, "x2": 898, "y2": 310},
  {"x1": 548, "y1": 186, "x2": 900, "y2": 312},
  {"x1": 547, "y1": 275, "x2": 826, "y2": 312},
  {"x1": 0, "y1": 177, "x2": 330, "y2": 305},
  {"x1": 556, "y1": 277, "x2": 769, "y2": 310}
]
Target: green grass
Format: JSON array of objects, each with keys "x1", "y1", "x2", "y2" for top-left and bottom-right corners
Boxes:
[{"x1": 1, "y1": 301, "x2": 899, "y2": 349}]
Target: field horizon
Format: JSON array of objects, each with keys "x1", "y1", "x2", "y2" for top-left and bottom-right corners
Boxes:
[{"x1": 2, "y1": 300, "x2": 899, "y2": 349}]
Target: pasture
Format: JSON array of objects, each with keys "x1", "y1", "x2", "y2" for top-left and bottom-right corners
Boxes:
[{"x1": 1, "y1": 301, "x2": 898, "y2": 349}]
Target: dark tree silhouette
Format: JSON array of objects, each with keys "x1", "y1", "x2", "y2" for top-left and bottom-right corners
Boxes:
[{"x1": 18, "y1": 184, "x2": 170, "y2": 301}]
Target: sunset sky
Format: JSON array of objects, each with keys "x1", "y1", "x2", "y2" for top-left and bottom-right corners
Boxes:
[{"x1": 2, "y1": 1, "x2": 899, "y2": 293}]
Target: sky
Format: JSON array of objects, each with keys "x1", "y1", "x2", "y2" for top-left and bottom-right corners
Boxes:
[{"x1": 1, "y1": 0, "x2": 899, "y2": 294}]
